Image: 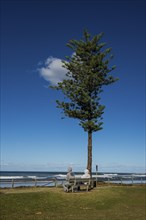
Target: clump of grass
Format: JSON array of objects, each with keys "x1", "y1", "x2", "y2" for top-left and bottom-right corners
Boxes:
[{"x1": 0, "y1": 185, "x2": 145, "y2": 220}]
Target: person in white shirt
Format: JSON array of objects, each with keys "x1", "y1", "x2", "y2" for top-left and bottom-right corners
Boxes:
[{"x1": 81, "y1": 169, "x2": 90, "y2": 178}]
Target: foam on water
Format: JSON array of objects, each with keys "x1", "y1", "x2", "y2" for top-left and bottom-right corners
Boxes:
[
  {"x1": 0, "y1": 171, "x2": 146, "y2": 188},
  {"x1": 0, "y1": 176, "x2": 24, "y2": 180}
]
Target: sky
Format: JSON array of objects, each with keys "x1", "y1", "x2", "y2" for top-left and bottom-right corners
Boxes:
[{"x1": 1, "y1": 0, "x2": 145, "y2": 173}]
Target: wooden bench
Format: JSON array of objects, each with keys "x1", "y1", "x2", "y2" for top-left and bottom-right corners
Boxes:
[{"x1": 68, "y1": 178, "x2": 95, "y2": 192}]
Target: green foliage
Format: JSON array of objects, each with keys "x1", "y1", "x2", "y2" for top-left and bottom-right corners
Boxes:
[{"x1": 51, "y1": 30, "x2": 118, "y2": 132}]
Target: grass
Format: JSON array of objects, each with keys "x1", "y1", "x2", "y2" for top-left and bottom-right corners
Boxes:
[{"x1": 0, "y1": 185, "x2": 146, "y2": 220}]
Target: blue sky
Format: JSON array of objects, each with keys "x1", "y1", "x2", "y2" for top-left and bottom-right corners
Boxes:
[{"x1": 1, "y1": 0, "x2": 145, "y2": 173}]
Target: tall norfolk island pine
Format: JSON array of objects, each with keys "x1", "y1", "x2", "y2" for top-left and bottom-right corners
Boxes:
[{"x1": 51, "y1": 31, "x2": 118, "y2": 174}]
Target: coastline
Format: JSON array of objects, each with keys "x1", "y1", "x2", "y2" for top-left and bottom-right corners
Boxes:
[{"x1": 0, "y1": 171, "x2": 146, "y2": 188}]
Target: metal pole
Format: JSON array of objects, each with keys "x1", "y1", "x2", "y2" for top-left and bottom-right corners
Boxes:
[
  {"x1": 96, "y1": 165, "x2": 98, "y2": 187},
  {"x1": 12, "y1": 179, "x2": 14, "y2": 188},
  {"x1": 131, "y1": 176, "x2": 133, "y2": 185}
]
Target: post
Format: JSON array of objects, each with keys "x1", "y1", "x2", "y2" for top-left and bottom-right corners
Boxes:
[
  {"x1": 35, "y1": 178, "x2": 37, "y2": 187},
  {"x1": 96, "y1": 164, "x2": 98, "y2": 187},
  {"x1": 12, "y1": 179, "x2": 14, "y2": 188},
  {"x1": 131, "y1": 176, "x2": 134, "y2": 185},
  {"x1": 141, "y1": 177, "x2": 143, "y2": 184},
  {"x1": 55, "y1": 178, "x2": 57, "y2": 187}
]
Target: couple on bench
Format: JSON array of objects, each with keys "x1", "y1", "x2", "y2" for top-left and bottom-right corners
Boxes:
[{"x1": 63, "y1": 167, "x2": 90, "y2": 192}]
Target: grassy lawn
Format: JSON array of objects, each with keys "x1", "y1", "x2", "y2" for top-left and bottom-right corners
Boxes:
[{"x1": 0, "y1": 185, "x2": 145, "y2": 220}]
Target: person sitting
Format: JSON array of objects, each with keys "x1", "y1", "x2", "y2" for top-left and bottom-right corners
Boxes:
[
  {"x1": 81, "y1": 169, "x2": 90, "y2": 178},
  {"x1": 79, "y1": 169, "x2": 91, "y2": 188},
  {"x1": 63, "y1": 167, "x2": 75, "y2": 192}
]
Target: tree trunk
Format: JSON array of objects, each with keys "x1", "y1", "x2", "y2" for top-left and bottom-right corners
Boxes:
[{"x1": 87, "y1": 131, "x2": 92, "y2": 176}]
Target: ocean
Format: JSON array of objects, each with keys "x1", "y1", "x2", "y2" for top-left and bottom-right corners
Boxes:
[{"x1": 0, "y1": 171, "x2": 146, "y2": 188}]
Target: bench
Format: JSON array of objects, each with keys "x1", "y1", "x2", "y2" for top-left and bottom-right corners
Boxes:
[{"x1": 67, "y1": 178, "x2": 95, "y2": 192}]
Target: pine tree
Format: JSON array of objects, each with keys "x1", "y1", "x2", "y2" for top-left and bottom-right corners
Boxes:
[{"x1": 51, "y1": 30, "x2": 118, "y2": 175}]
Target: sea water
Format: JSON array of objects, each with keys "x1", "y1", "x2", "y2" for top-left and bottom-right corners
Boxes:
[{"x1": 0, "y1": 171, "x2": 146, "y2": 188}]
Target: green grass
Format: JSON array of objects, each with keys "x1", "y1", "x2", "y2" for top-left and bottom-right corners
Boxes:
[{"x1": 0, "y1": 185, "x2": 146, "y2": 220}]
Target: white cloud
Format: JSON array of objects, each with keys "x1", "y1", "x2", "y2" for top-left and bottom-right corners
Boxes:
[
  {"x1": 0, "y1": 161, "x2": 85, "y2": 172},
  {"x1": 95, "y1": 163, "x2": 146, "y2": 173},
  {"x1": 1, "y1": 161, "x2": 145, "y2": 173},
  {"x1": 38, "y1": 57, "x2": 68, "y2": 85}
]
